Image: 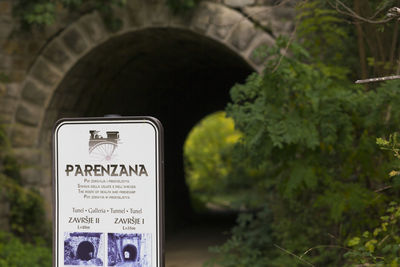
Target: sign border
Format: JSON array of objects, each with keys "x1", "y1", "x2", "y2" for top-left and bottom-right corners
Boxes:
[{"x1": 52, "y1": 116, "x2": 164, "y2": 267}]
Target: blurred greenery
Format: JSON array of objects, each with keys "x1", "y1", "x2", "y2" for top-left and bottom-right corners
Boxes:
[
  {"x1": 13, "y1": 0, "x2": 199, "y2": 30},
  {"x1": 0, "y1": 231, "x2": 51, "y2": 267},
  {"x1": 13, "y1": 0, "x2": 126, "y2": 31},
  {"x1": 0, "y1": 121, "x2": 51, "y2": 264},
  {"x1": 184, "y1": 111, "x2": 242, "y2": 210},
  {"x1": 343, "y1": 134, "x2": 400, "y2": 266},
  {"x1": 167, "y1": 0, "x2": 200, "y2": 13}
]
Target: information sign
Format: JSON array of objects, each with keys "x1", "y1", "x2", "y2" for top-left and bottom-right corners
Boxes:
[{"x1": 53, "y1": 117, "x2": 164, "y2": 267}]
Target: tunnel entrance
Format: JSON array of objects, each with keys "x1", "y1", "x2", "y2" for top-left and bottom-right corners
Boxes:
[
  {"x1": 77, "y1": 241, "x2": 95, "y2": 261},
  {"x1": 41, "y1": 27, "x2": 254, "y2": 230},
  {"x1": 122, "y1": 244, "x2": 138, "y2": 261}
]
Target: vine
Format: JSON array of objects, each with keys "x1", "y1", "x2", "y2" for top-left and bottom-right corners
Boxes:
[
  {"x1": 12, "y1": 0, "x2": 202, "y2": 31},
  {"x1": 13, "y1": 0, "x2": 126, "y2": 31}
]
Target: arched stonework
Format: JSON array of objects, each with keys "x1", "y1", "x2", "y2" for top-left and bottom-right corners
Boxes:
[{"x1": 9, "y1": 1, "x2": 275, "y2": 215}]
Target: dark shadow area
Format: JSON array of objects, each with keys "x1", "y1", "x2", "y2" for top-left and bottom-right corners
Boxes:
[
  {"x1": 77, "y1": 241, "x2": 95, "y2": 261},
  {"x1": 165, "y1": 211, "x2": 237, "y2": 266},
  {"x1": 41, "y1": 27, "x2": 253, "y2": 232},
  {"x1": 122, "y1": 244, "x2": 137, "y2": 261}
]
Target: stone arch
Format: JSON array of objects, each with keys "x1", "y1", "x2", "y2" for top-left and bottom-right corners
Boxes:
[{"x1": 10, "y1": 1, "x2": 275, "y2": 219}]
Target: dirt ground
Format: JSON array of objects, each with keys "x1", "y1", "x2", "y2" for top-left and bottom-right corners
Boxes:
[{"x1": 165, "y1": 213, "x2": 235, "y2": 267}]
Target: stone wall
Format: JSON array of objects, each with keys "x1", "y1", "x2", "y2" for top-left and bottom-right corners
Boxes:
[{"x1": 0, "y1": 0, "x2": 297, "y2": 228}]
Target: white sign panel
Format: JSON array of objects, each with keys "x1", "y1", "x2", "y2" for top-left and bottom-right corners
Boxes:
[{"x1": 53, "y1": 117, "x2": 164, "y2": 267}]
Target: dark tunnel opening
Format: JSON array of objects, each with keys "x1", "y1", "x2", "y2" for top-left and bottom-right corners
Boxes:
[
  {"x1": 122, "y1": 244, "x2": 138, "y2": 262},
  {"x1": 77, "y1": 241, "x2": 95, "y2": 261},
  {"x1": 41, "y1": 27, "x2": 254, "y2": 231}
]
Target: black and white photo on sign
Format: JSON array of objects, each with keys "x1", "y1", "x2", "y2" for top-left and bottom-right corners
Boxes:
[
  {"x1": 108, "y1": 233, "x2": 152, "y2": 266},
  {"x1": 64, "y1": 232, "x2": 104, "y2": 266}
]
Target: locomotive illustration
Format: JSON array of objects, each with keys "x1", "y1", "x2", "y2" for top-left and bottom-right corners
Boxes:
[{"x1": 89, "y1": 130, "x2": 120, "y2": 161}]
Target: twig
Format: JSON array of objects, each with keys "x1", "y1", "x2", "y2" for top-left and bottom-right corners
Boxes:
[
  {"x1": 355, "y1": 75, "x2": 400, "y2": 84},
  {"x1": 271, "y1": 24, "x2": 297, "y2": 73},
  {"x1": 329, "y1": 0, "x2": 394, "y2": 24},
  {"x1": 374, "y1": 185, "x2": 393, "y2": 193},
  {"x1": 274, "y1": 244, "x2": 315, "y2": 266},
  {"x1": 327, "y1": 233, "x2": 339, "y2": 242},
  {"x1": 378, "y1": 234, "x2": 390, "y2": 247},
  {"x1": 301, "y1": 245, "x2": 351, "y2": 258}
]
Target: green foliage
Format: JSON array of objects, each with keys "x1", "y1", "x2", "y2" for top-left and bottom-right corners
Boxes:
[
  {"x1": 207, "y1": 208, "x2": 274, "y2": 267},
  {"x1": 0, "y1": 124, "x2": 50, "y2": 243},
  {"x1": 210, "y1": 0, "x2": 400, "y2": 263},
  {"x1": 13, "y1": 0, "x2": 126, "y2": 31},
  {"x1": 167, "y1": 0, "x2": 200, "y2": 13},
  {"x1": 0, "y1": 80, "x2": 50, "y2": 265},
  {"x1": 344, "y1": 135, "x2": 400, "y2": 266},
  {"x1": 345, "y1": 202, "x2": 400, "y2": 266},
  {"x1": 210, "y1": 34, "x2": 400, "y2": 265},
  {"x1": 296, "y1": 1, "x2": 356, "y2": 80},
  {"x1": 0, "y1": 73, "x2": 10, "y2": 84},
  {"x1": 184, "y1": 111, "x2": 241, "y2": 207},
  {"x1": 0, "y1": 231, "x2": 52, "y2": 267},
  {"x1": 1, "y1": 175, "x2": 50, "y2": 242}
]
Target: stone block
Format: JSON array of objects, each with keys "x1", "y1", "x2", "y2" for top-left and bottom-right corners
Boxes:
[
  {"x1": 255, "y1": 0, "x2": 276, "y2": 4},
  {"x1": 20, "y1": 167, "x2": 43, "y2": 186},
  {"x1": 0, "y1": 1, "x2": 11, "y2": 15},
  {"x1": 148, "y1": 4, "x2": 172, "y2": 26},
  {"x1": 273, "y1": 6, "x2": 296, "y2": 19},
  {"x1": 42, "y1": 168, "x2": 52, "y2": 186},
  {"x1": 31, "y1": 59, "x2": 61, "y2": 87},
  {"x1": 0, "y1": 21, "x2": 13, "y2": 38},
  {"x1": 78, "y1": 13, "x2": 108, "y2": 43},
  {"x1": 209, "y1": 5, "x2": 243, "y2": 40},
  {"x1": 125, "y1": 0, "x2": 147, "y2": 28},
  {"x1": 191, "y1": 3, "x2": 217, "y2": 33},
  {"x1": 42, "y1": 109, "x2": 59, "y2": 129},
  {"x1": 0, "y1": 113, "x2": 13, "y2": 124},
  {"x1": 13, "y1": 148, "x2": 42, "y2": 166},
  {"x1": 8, "y1": 70, "x2": 25, "y2": 82},
  {"x1": 38, "y1": 186, "x2": 53, "y2": 219},
  {"x1": 15, "y1": 101, "x2": 42, "y2": 126},
  {"x1": 0, "y1": 97, "x2": 17, "y2": 114},
  {"x1": 0, "y1": 53, "x2": 11, "y2": 69},
  {"x1": 21, "y1": 80, "x2": 50, "y2": 106},
  {"x1": 39, "y1": 129, "x2": 52, "y2": 151},
  {"x1": 224, "y1": 0, "x2": 255, "y2": 8},
  {"x1": 62, "y1": 28, "x2": 88, "y2": 55},
  {"x1": 12, "y1": 56, "x2": 30, "y2": 70},
  {"x1": 229, "y1": 20, "x2": 256, "y2": 50},
  {"x1": 243, "y1": 6, "x2": 295, "y2": 36},
  {"x1": 243, "y1": 6, "x2": 273, "y2": 28},
  {"x1": 40, "y1": 148, "x2": 52, "y2": 168},
  {"x1": 5, "y1": 83, "x2": 20, "y2": 98},
  {"x1": 0, "y1": 218, "x2": 9, "y2": 232},
  {"x1": 11, "y1": 123, "x2": 38, "y2": 147},
  {"x1": 43, "y1": 40, "x2": 72, "y2": 71}
]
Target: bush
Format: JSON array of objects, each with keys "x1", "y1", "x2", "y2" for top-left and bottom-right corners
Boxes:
[{"x1": 0, "y1": 231, "x2": 52, "y2": 267}]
